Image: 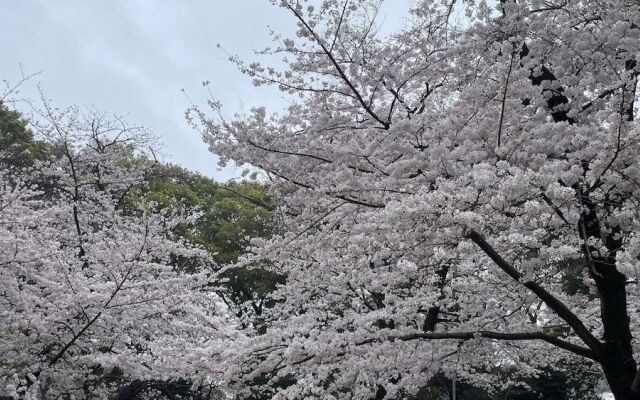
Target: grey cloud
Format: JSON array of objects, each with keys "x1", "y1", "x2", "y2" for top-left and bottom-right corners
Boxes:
[{"x1": 1, "y1": 0, "x2": 410, "y2": 180}]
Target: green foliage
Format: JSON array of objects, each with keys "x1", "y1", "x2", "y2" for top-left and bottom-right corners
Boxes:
[
  {"x1": 410, "y1": 385, "x2": 445, "y2": 400},
  {"x1": 560, "y1": 258, "x2": 592, "y2": 296},
  {"x1": 409, "y1": 374, "x2": 491, "y2": 400},
  {"x1": 408, "y1": 362, "x2": 600, "y2": 400},
  {"x1": 137, "y1": 163, "x2": 276, "y2": 265},
  {"x1": 125, "y1": 163, "x2": 285, "y2": 317},
  {"x1": 240, "y1": 374, "x2": 297, "y2": 400},
  {"x1": 0, "y1": 102, "x2": 50, "y2": 170},
  {"x1": 493, "y1": 362, "x2": 600, "y2": 400},
  {"x1": 542, "y1": 324, "x2": 572, "y2": 338}
]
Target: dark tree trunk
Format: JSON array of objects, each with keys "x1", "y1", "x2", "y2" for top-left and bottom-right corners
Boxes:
[
  {"x1": 520, "y1": 34, "x2": 639, "y2": 398},
  {"x1": 579, "y1": 191, "x2": 638, "y2": 400}
]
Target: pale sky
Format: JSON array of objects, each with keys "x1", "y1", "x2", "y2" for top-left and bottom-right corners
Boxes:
[{"x1": 1, "y1": 1, "x2": 412, "y2": 181}]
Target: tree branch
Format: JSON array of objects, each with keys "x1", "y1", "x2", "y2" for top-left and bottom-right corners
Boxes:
[
  {"x1": 358, "y1": 329, "x2": 598, "y2": 361},
  {"x1": 49, "y1": 221, "x2": 150, "y2": 366},
  {"x1": 465, "y1": 229, "x2": 604, "y2": 360},
  {"x1": 497, "y1": 50, "x2": 515, "y2": 147},
  {"x1": 285, "y1": 1, "x2": 390, "y2": 129}
]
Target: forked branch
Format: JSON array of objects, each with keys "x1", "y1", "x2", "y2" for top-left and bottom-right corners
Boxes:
[{"x1": 466, "y1": 229, "x2": 604, "y2": 360}]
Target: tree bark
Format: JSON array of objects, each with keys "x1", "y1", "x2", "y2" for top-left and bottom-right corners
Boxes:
[
  {"x1": 522, "y1": 37, "x2": 639, "y2": 399},
  {"x1": 578, "y1": 193, "x2": 638, "y2": 400}
]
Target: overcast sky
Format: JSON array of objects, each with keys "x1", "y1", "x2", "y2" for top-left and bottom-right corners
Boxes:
[{"x1": 1, "y1": 1, "x2": 412, "y2": 181}]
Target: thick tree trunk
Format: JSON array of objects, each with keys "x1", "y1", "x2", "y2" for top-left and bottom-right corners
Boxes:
[
  {"x1": 579, "y1": 195, "x2": 638, "y2": 400},
  {"x1": 598, "y1": 271, "x2": 639, "y2": 400},
  {"x1": 522, "y1": 36, "x2": 639, "y2": 399}
]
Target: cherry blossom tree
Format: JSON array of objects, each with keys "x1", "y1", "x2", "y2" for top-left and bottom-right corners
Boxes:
[
  {"x1": 0, "y1": 103, "x2": 232, "y2": 399},
  {"x1": 192, "y1": 0, "x2": 640, "y2": 398}
]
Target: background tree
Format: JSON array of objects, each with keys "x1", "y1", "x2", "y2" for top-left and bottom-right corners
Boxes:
[
  {"x1": 125, "y1": 162, "x2": 284, "y2": 328},
  {"x1": 0, "y1": 102, "x2": 230, "y2": 399},
  {"x1": 0, "y1": 100, "x2": 287, "y2": 399},
  {"x1": 0, "y1": 101, "x2": 49, "y2": 171},
  {"x1": 121, "y1": 163, "x2": 286, "y2": 399}
]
